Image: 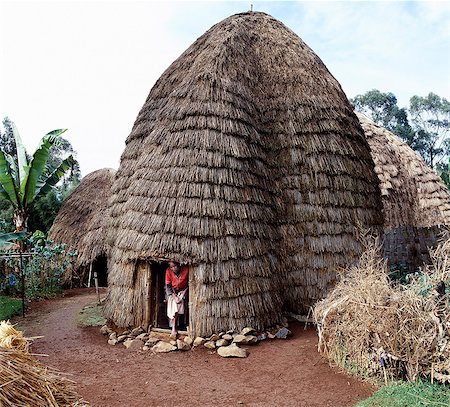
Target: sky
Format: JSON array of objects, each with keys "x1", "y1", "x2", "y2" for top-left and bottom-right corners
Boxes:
[{"x1": 1, "y1": 0, "x2": 449, "y2": 177}]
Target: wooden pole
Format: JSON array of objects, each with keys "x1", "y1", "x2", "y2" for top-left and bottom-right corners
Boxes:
[
  {"x1": 19, "y1": 252, "x2": 25, "y2": 317},
  {"x1": 87, "y1": 263, "x2": 93, "y2": 288},
  {"x1": 144, "y1": 264, "x2": 152, "y2": 331},
  {"x1": 94, "y1": 271, "x2": 100, "y2": 304}
]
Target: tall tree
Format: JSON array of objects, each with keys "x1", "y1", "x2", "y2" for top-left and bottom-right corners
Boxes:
[
  {"x1": 409, "y1": 93, "x2": 450, "y2": 168},
  {"x1": 0, "y1": 122, "x2": 75, "y2": 232},
  {"x1": 351, "y1": 89, "x2": 414, "y2": 141}
]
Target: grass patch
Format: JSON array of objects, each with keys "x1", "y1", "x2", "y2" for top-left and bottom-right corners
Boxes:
[
  {"x1": 355, "y1": 381, "x2": 450, "y2": 407},
  {"x1": 0, "y1": 296, "x2": 22, "y2": 321},
  {"x1": 77, "y1": 302, "x2": 106, "y2": 327}
]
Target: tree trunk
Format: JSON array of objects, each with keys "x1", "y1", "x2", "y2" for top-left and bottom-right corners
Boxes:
[{"x1": 13, "y1": 209, "x2": 28, "y2": 232}]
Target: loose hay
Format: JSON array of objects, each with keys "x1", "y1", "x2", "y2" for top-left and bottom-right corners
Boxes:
[
  {"x1": 0, "y1": 321, "x2": 29, "y2": 352},
  {"x1": 0, "y1": 322, "x2": 89, "y2": 406},
  {"x1": 314, "y1": 233, "x2": 450, "y2": 384}
]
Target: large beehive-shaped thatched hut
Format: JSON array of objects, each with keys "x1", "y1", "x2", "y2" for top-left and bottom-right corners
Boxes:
[
  {"x1": 48, "y1": 168, "x2": 116, "y2": 286},
  {"x1": 357, "y1": 112, "x2": 450, "y2": 267},
  {"x1": 105, "y1": 12, "x2": 382, "y2": 337}
]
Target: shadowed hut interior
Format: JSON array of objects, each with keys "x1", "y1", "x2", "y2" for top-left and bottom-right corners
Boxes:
[
  {"x1": 104, "y1": 12, "x2": 382, "y2": 337},
  {"x1": 358, "y1": 112, "x2": 450, "y2": 269},
  {"x1": 48, "y1": 168, "x2": 116, "y2": 287}
]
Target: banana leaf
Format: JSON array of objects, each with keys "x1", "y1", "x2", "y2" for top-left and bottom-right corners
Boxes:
[
  {"x1": 0, "y1": 150, "x2": 20, "y2": 207},
  {"x1": 34, "y1": 154, "x2": 75, "y2": 202},
  {"x1": 20, "y1": 129, "x2": 67, "y2": 205}
]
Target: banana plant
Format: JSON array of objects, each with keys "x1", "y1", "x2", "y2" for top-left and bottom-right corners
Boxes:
[{"x1": 0, "y1": 122, "x2": 75, "y2": 232}]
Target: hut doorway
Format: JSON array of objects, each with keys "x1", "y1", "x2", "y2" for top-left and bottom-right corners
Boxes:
[
  {"x1": 93, "y1": 255, "x2": 108, "y2": 287},
  {"x1": 148, "y1": 262, "x2": 189, "y2": 331}
]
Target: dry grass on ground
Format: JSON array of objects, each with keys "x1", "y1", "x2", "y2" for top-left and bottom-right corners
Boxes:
[{"x1": 314, "y1": 232, "x2": 449, "y2": 384}]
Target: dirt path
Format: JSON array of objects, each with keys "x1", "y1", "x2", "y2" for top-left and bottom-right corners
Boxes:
[{"x1": 15, "y1": 289, "x2": 374, "y2": 407}]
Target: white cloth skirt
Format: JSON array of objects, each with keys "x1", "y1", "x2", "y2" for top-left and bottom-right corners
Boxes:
[{"x1": 167, "y1": 294, "x2": 185, "y2": 320}]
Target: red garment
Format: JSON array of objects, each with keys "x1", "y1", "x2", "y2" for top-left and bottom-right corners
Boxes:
[{"x1": 165, "y1": 265, "x2": 189, "y2": 293}]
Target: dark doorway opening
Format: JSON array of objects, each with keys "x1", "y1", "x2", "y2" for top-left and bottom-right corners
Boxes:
[
  {"x1": 93, "y1": 255, "x2": 108, "y2": 287},
  {"x1": 150, "y1": 261, "x2": 189, "y2": 331}
]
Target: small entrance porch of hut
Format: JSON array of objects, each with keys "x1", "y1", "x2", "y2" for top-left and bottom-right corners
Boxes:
[{"x1": 147, "y1": 262, "x2": 189, "y2": 331}]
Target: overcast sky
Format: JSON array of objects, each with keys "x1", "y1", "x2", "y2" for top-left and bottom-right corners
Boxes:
[{"x1": 1, "y1": 0, "x2": 449, "y2": 177}]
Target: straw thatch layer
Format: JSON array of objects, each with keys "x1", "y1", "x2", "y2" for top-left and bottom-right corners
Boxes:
[
  {"x1": 358, "y1": 113, "x2": 450, "y2": 268},
  {"x1": 105, "y1": 12, "x2": 382, "y2": 335},
  {"x1": 358, "y1": 112, "x2": 450, "y2": 229},
  {"x1": 48, "y1": 168, "x2": 116, "y2": 284}
]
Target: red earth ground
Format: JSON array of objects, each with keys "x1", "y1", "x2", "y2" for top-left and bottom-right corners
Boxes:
[{"x1": 14, "y1": 289, "x2": 375, "y2": 407}]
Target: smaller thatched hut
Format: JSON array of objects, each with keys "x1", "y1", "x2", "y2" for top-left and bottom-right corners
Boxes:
[
  {"x1": 358, "y1": 112, "x2": 450, "y2": 268},
  {"x1": 48, "y1": 168, "x2": 116, "y2": 286}
]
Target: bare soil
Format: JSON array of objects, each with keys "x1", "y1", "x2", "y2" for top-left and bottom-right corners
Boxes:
[{"x1": 15, "y1": 289, "x2": 375, "y2": 407}]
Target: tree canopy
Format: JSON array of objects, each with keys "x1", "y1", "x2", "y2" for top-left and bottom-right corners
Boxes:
[{"x1": 351, "y1": 91, "x2": 450, "y2": 172}]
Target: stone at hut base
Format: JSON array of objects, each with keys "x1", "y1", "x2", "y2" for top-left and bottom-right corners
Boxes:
[
  {"x1": 100, "y1": 325, "x2": 111, "y2": 335},
  {"x1": 121, "y1": 330, "x2": 130, "y2": 336},
  {"x1": 226, "y1": 330, "x2": 234, "y2": 335},
  {"x1": 109, "y1": 332, "x2": 117, "y2": 341},
  {"x1": 218, "y1": 331, "x2": 225, "y2": 338},
  {"x1": 204, "y1": 340, "x2": 216, "y2": 349},
  {"x1": 216, "y1": 339, "x2": 230, "y2": 347},
  {"x1": 117, "y1": 335, "x2": 127, "y2": 343},
  {"x1": 275, "y1": 327, "x2": 291, "y2": 339},
  {"x1": 222, "y1": 334, "x2": 233, "y2": 341},
  {"x1": 152, "y1": 341, "x2": 177, "y2": 353},
  {"x1": 177, "y1": 339, "x2": 191, "y2": 351},
  {"x1": 217, "y1": 343, "x2": 248, "y2": 358},
  {"x1": 130, "y1": 327, "x2": 145, "y2": 337},
  {"x1": 209, "y1": 334, "x2": 220, "y2": 341},
  {"x1": 108, "y1": 339, "x2": 118, "y2": 346},
  {"x1": 184, "y1": 336, "x2": 193, "y2": 346},
  {"x1": 257, "y1": 333, "x2": 267, "y2": 341},
  {"x1": 136, "y1": 333, "x2": 148, "y2": 341},
  {"x1": 145, "y1": 337, "x2": 160, "y2": 347},
  {"x1": 193, "y1": 337, "x2": 206, "y2": 347},
  {"x1": 142, "y1": 345, "x2": 150, "y2": 351},
  {"x1": 233, "y1": 335, "x2": 257, "y2": 345},
  {"x1": 240, "y1": 327, "x2": 256, "y2": 336},
  {"x1": 170, "y1": 340, "x2": 177, "y2": 346},
  {"x1": 123, "y1": 339, "x2": 143, "y2": 350}
]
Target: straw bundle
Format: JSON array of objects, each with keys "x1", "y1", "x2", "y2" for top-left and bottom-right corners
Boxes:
[
  {"x1": 0, "y1": 320, "x2": 29, "y2": 352},
  {"x1": 0, "y1": 348, "x2": 87, "y2": 406},
  {"x1": 105, "y1": 11, "x2": 382, "y2": 336},
  {"x1": 49, "y1": 168, "x2": 116, "y2": 285},
  {"x1": 314, "y1": 233, "x2": 450, "y2": 384}
]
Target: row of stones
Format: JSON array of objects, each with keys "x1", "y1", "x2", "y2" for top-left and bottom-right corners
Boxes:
[{"x1": 100, "y1": 325, "x2": 291, "y2": 358}]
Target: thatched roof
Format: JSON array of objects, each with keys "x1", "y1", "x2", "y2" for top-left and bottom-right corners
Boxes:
[
  {"x1": 357, "y1": 112, "x2": 450, "y2": 229},
  {"x1": 48, "y1": 168, "x2": 116, "y2": 267},
  {"x1": 105, "y1": 12, "x2": 382, "y2": 336}
]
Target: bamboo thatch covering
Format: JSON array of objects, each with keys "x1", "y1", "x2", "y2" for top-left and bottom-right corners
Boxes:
[
  {"x1": 48, "y1": 168, "x2": 116, "y2": 284},
  {"x1": 105, "y1": 12, "x2": 382, "y2": 336},
  {"x1": 358, "y1": 113, "x2": 450, "y2": 268}
]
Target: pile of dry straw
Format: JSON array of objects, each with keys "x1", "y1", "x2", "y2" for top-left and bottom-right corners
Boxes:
[
  {"x1": 0, "y1": 320, "x2": 88, "y2": 406},
  {"x1": 314, "y1": 231, "x2": 449, "y2": 384}
]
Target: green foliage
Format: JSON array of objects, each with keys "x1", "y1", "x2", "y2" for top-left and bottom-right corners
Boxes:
[
  {"x1": 1, "y1": 233, "x2": 77, "y2": 300},
  {"x1": 0, "y1": 296, "x2": 22, "y2": 320},
  {"x1": 355, "y1": 381, "x2": 450, "y2": 407},
  {"x1": 0, "y1": 119, "x2": 77, "y2": 231}
]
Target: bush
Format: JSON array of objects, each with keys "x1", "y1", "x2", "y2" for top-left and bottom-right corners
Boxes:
[{"x1": 1, "y1": 233, "x2": 77, "y2": 301}]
